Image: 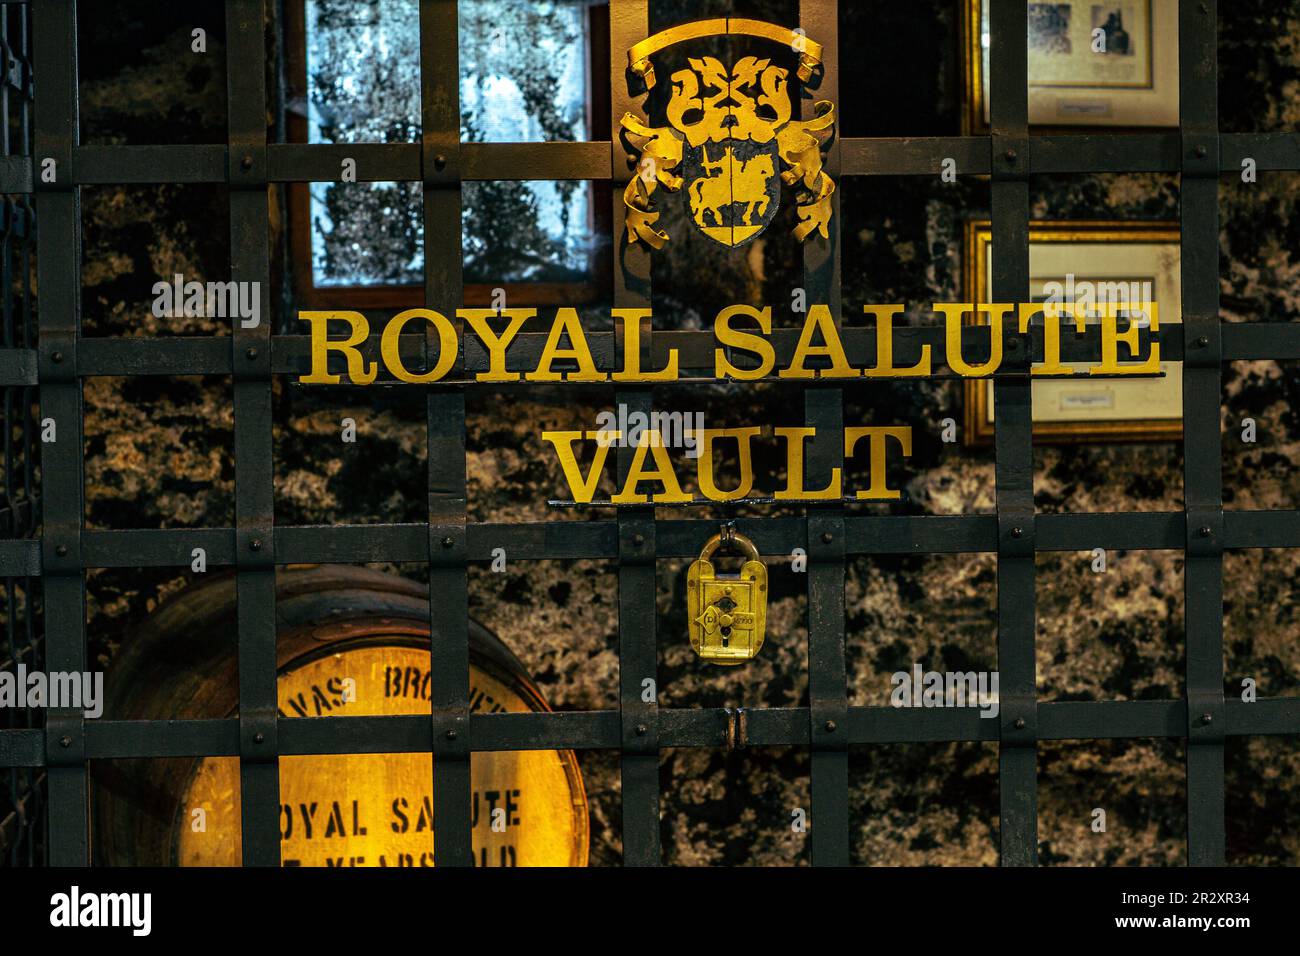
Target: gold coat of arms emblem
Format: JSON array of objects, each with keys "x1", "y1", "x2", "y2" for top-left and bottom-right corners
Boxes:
[{"x1": 619, "y1": 18, "x2": 836, "y2": 249}]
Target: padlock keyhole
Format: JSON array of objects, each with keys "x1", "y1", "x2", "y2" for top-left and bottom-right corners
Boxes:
[{"x1": 716, "y1": 594, "x2": 737, "y2": 645}]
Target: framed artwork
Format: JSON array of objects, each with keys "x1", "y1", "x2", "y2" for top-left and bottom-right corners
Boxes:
[
  {"x1": 962, "y1": 0, "x2": 1179, "y2": 131},
  {"x1": 962, "y1": 220, "x2": 1182, "y2": 444}
]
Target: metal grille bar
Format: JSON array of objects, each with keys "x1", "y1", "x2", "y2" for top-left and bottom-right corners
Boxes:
[
  {"x1": 988, "y1": 0, "x2": 1036, "y2": 869},
  {"x1": 1178, "y1": 0, "x2": 1226, "y2": 866},
  {"x1": 610, "y1": 0, "x2": 659, "y2": 868}
]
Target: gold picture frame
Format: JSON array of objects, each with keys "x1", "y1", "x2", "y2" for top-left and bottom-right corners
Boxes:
[
  {"x1": 962, "y1": 220, "x2": 1182, "y2": 444},
  {"x1": 962, "y1": 0, "x2": 1179, "y2": 133}
]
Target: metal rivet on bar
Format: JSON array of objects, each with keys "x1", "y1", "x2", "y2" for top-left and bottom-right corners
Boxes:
[
  {"x1": 51, "y1": 351, "x2": 62, "y2": 363},
  {"x1": 1201, "y1": 713, "x2": 1213, "y2": 725},
  {"x1": 1014, "y1": 717, "x2": 1026, "y2": 730},
  {"x1": 1011, "y1": 527, "x2": 1023, "y2": 538},
  {"x1": 249, "y1": 538, "x2": 263, "y2": 551},
  {"x1": 636, "y1": 723, "x2": 647, "y2": 736},
  {"x1": 821, "y1": 532, "x2": 833, "y2": 544},
  {"x1": 241, "y1": 154, "x2": 253, "y2": 170},
  {"x1": 1199, "y1": 527, "x2": 1211, "y2": 538},
  {"x1": 824, "y1": 720, "x2": 836, "y2": 733},
  {"x1": 253, "y1": 732, "x2": 265, "y2": 744},
  {"x1": 632, "y1": 533, "x2": 644, "y2": 545},
  {"x1": 445, "y1": 729, "x2": 458, "y2": 740},
  {"x1": 441, "y1": 536, "x2": 454, "y2": 548},
  {"x1": 246, "y1": 346, "x2": 258, "y2": 359},
  {"x1": 434, "y1": 154, "x2": 447, "y2": 171},
  {"x1": 60, "y1": 735, "x2": 72, "y2": 748},
  {"x1": 1004, "y1": 148, "x2": 1017, "y2": 161},
  {"x1": 55, "y1": 544, "x2": 67, "y2": 557}
]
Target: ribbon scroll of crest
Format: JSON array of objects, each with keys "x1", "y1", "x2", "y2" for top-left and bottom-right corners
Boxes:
[{"x1": 620, "y1": 18, "x2": 837, "y2": 250}]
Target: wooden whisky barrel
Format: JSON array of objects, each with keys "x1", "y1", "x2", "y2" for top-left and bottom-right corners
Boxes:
[{"x1": 92, "y1": 565, "x2": 588, "y2": 867}]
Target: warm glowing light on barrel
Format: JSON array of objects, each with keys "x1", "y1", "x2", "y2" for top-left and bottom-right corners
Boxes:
[{"x1": 179, "y1": 644, "x2": 588, "y2": 867}]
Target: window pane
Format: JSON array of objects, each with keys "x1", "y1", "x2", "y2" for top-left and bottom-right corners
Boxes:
[
  {"x1": 463, "y1": 181, "x2": 591, "y2": 283},
  {"x1": 310, "y1": 181, "x2": 423, "y2": 288},
  {"x1": 306, "y1": 0, "x2": 420, "y2": 145},
  {"x1": 304, "y1": 0, "x2": 593, "y2": 289},
  {"x1": 458, "y1": 1, "x2": 589, "y2": 142}
]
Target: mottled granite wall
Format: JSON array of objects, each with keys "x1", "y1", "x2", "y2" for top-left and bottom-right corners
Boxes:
[{"x1": 76, "y1": 0, "x2": 1299, "y2": 866}]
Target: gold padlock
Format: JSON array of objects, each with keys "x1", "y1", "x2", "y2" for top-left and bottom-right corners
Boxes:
[{"x1": 687, "y1": 529, "x2": 768, "y2": 665}]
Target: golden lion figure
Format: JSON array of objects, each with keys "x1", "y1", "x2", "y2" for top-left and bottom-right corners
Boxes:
[{"x1": 688, "y1": 147, "x2": 775, "y2": 229}]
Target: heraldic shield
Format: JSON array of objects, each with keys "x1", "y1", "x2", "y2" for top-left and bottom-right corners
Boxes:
[
  {"x1": 619, "y1": 18, "x2": 836, "y2": 251},
  {"x1": 683, "y1": 138, "x2": 781, "y2": 247}
]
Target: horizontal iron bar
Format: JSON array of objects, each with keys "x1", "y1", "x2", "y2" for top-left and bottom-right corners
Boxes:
[
  {"x1": 52, "y1": 512, "x2": 1300, "y2": 570},
  {"x1": 76, "y1": 337, "x2": 232, "y2": 376},
  {"x1": 31, "y1": 133, "x2": 1297, "y2": 190},
  {"x1": 1030, "y1": 134, "x2": 1181, "y2": 173},
  {"x1": 2, "y1": 696, "x2": 1296, "y2": 766},
  {"x1": 1035, "y1": 700, "x2": 1184, "y2": 738},
  {"x1": 46, "y1": 325, "x2": 1190, "y2": 379},
  {"x1": 16, "y1": 324, "x2": 1299, "y2": 384},
  {"x1": 839, "y1": 137, "x2": 992, "y2": 176},
  {"x1": 84, "y1": 718, "x2": 238, "y2": 759},
  {"x1": 1222, "y1": 323, "x2": 1300, "y2": 360},
  {"x1": 75, "y1": 145, "x2": 227, "y2": 184},
  {"x1": 29, "y1": 321, "x2": 1294, "y2": 384},
  {"x1": 70, "y1": 143, "x2": 612, "y2": 186},
  {"x1": 1220, "y1": 132, "x2": 1300, "y2": 171}
]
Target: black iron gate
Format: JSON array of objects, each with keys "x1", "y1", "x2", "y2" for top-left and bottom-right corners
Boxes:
[{"x1": 1, "y1": 0, "x2": 1299, "y2": 867}]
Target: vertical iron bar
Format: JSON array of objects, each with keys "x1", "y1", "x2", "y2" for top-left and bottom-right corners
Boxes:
[
  {"x1": 227, "y1": 0, "x2": 280, "y2": 867},
  {"x1": 988, "y1": 0, "x2": 1037, "y2": 867},
  {"x1": 610, "y1": 0, "x2": 660, "y2": 867},
  {"x1": 420, "y1": 0, "x2": 472, "y2": 867},
  {"x1": 1178, "y1": 0, "x2": 1225, "y2": 867},
  {"x1": 799, "y1": 0, "x2": 848, "y2": 867},
  {"x1": 16, "y1": 16, "x2": 39, "y2": 866},
  {"x1": 33, "y1": 0, "x2": 87, "y2": 867},
  {"x1": 805, "y1": 389, "x2": 847, "y2": 867}
]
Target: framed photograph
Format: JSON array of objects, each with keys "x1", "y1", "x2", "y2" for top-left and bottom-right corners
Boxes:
[
  {"x1": 962, "y1": 0, "x2": 1179, "y2": 131},
  {"x1": 962, "y1": 220, "x2": 1182, "y2": 444}
]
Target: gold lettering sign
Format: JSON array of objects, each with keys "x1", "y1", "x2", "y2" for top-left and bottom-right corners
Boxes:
[
  {"x1": 541, "y1": 425, "x2": 912, "y2": 506},
  {"x1": 295, "y1": 302, "x2": 1162, "y2": 386},
  {"x1": 179, "y1": 645, "x2": 588, "y2": 867}
]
